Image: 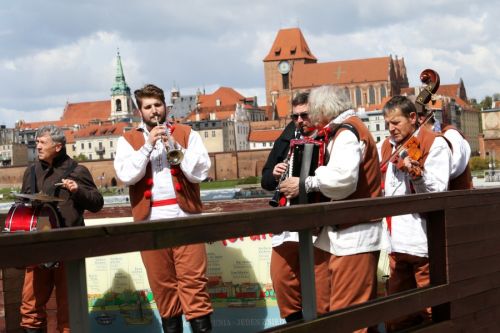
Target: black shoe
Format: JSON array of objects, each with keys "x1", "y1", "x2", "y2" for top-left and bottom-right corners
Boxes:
[
  {"x1": 189, "y1": 314, "x2": 212, "y2": 333},
  {"x1": 162, "y1": 316, "x2": 183, "y2": 333},
  {"x1": 285, "y1": 311, "x2": 303, "y2": 323}
]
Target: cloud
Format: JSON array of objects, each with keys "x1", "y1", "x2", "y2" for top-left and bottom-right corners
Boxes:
[{"x1": 0, "y1": 0, "x2": 499, "y2": 128}]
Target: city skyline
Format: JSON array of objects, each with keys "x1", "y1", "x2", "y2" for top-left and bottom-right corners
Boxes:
[{"x1": 1, "y1": 0, "x2": 499, "y2": 128}]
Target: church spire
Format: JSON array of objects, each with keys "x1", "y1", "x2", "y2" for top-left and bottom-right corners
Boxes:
[{"x1": 111, "y1": 50, "x2": 131, "y2": 96}]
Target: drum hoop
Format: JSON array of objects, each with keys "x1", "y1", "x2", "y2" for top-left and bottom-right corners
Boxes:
[{"x1": 6, "y1": 203, "x2": 22, "y2": 232}]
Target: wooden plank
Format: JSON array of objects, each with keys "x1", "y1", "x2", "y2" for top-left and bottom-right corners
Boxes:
[
  {"x1": 447, "y1": 271, "x2": 500, "y2": 302},
  {"x1": 446, "y1": 222, "x2": 500, "y2": 246},
  {"x1": 450, "y1": 287, "x2": 500, "y2": 318},
  {"x1": 447, "y1": 236, "x2": 500, "y2": 264},
  {"x1": 451, "y1": 304, "x2": 500, "y2": 332},
  {"x1": 261, "y1": 285, "x2": 451, "y2": 333},
  {"x1": 411, "y1": 320, "x2": 456, "y2": 333},
  {"x1": 445, "y1": 203, "x2": 500, "y2": 227},
  {"x1": 448, "y1": 254, "x2": 500, "y2": 282}
]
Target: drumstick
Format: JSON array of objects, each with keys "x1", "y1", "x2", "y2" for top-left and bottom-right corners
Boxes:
[{"x1": 54, "y1": 183, "x2": 64, "y2": 187}]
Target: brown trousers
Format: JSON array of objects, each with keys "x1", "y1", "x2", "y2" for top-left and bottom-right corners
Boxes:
[
  {"x1": 270, "y1": 241, "x2": 331, "y2": 318},
  {"x1": 141, "y1": 243, "x2": 213, "y2": 320},
  {"x1": 386, "y1": 252, "x2": 431, "y2": 332},
  {"x1": 20, "y1": 264, "x2": 70, "y2": 332}
]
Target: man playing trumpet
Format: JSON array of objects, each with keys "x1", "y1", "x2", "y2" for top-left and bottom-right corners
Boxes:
[{"x1": 114, "y1": 84, "x2": 213, "y2": 333}]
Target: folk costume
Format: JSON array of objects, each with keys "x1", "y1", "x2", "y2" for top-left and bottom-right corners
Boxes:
[
  {"x1": 310, "y1": 111, "x2": 383, "y2": 331},
  {"x1": 261, "y1": 121, "x2": 331, "y2": 321},
  {"x1": 380, "y1": 125, "x2": 452, "y2": 331},
  {"x1": 114, "y1": 122, "x2": 212, "y2": 332}
]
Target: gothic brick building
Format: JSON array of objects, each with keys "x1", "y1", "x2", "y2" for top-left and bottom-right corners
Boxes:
[{"x1": 263, "y1": 27, "x2": 409, "y2": 117}]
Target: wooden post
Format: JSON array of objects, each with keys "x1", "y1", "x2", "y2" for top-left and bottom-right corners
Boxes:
[{"x1": 65, "y1": 259, "x2": 89, "y2": 333}]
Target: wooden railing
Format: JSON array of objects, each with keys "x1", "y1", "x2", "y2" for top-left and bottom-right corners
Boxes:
[{"x1": 1, "y1": 187, "x2": 500, "y2": 332}]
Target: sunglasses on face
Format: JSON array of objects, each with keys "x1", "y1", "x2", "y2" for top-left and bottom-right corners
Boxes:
[{"x1": 291, "y1": 112, "x2": 309, "y2": 120}]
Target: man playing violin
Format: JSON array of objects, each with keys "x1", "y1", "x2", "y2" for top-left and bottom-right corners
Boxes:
[
  {"x1": 261, "y1": 91, "x2": 331, "y2": 322},
  {"x1": 380, "y1": 95, "x2": 452, "y2": 331},
  {"x1": 279, "y1": 86, "x2": 383, "y2": 333}
]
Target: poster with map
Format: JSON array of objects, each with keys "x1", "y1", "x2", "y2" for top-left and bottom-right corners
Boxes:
[{"x1": 85, "y1": 218, "x2": 284, "y2": 333}]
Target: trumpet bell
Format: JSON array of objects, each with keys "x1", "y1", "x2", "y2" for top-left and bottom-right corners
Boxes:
[{"x1": 167, "y1": 149, "x2": 184, "y2": 165}]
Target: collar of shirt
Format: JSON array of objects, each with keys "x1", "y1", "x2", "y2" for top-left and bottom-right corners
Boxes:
[{"x1": 332, "y1": 109, "x2": 356, "y2": 125}]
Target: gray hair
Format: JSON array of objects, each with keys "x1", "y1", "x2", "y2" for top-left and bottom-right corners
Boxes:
[
  {"x1": 36, "y1": 125, "x2": 66, "y2": 145},
  {"x1": 308, "y1": 85, "x2": 353, "y2": 124}
]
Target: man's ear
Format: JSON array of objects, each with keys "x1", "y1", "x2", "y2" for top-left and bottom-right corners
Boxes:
[
  {"x1": 55, "y1": 143, "x2": 63, "y2": 153},
  {"x1": 409, "y1": 111, "x2": 417, "y2": 125}
]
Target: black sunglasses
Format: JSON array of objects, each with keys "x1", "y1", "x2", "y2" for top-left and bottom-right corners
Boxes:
[{"x1": 291, "y1": 112, "x2": 309, "y2": 120}]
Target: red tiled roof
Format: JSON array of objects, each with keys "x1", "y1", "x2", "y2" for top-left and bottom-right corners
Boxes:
[
  {"x1": 19, "y1": 120, "x2": 66, "y2": 129},
  {"x1": 184, "y1": 105, "x2": 237, "y2": 122},
  {"x1": 264, "y1": 28, "x2": 317, "y2": 62},
  {"x1": 249, "y1": 129, "x2": 283, "y2": 142},
  {"x1": 73, "y1": 122, "x2": 129, "y2": 139},
  {"x1": 437, "y1": 84, "x2": 460, "y2": 98},
  {"x1": 197, "y1": 87, "x2": 245, "y2": 108},
  {"x1": 292, "y1": 57, "x2": 392, "y2": 88},
  {"x1": 64, "y1": 130, "x2": 75, "y2": 144},
  {"x1": 61, "y1": 101, "x2": 111, "y2": 123}
]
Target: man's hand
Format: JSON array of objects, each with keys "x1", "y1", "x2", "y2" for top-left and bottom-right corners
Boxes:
[
  {"x1": 272, "y1": 162, "x2": 288, "y2": 179},
  {"x1": 61, "y1": 178, "x2": 79, "y2": 193},
  {"x1": 402, "y1": 156, "x2": 423, "y2": 180},
  {"x1": 280, "y1": 177, "x2": 300, "y2": 199},
  {"x1": 147, "y1": 125, "x2": 167, "y2": 146}
]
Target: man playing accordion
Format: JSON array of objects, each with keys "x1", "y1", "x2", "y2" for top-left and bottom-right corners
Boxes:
[
  {"x1": 280, "y1": 86, "x2": 383, "y2": 333},
  {"x1": 261, "y1": 92, "x2": 331, "y2": 322}
]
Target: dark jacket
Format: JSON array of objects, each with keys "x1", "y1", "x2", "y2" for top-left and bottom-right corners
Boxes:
[
  {"x1": 261, "y1": 121, "x2": 296, "y2": 191},
  {"x1": 21, "y1": 152, "x2": 104, "y2": 227}
]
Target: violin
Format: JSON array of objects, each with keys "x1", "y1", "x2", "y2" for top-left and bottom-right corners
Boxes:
[{"x1": 391, "y1": 136, "x2": 423, "y2": 178}]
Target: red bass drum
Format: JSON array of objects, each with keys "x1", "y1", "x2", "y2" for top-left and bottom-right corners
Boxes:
[{"x1": 3, "y1": 203, "x2": 60, "y2": 232}]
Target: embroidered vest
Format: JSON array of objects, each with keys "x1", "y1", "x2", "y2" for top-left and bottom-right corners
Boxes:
[{"x1": 124, "y1": 124, "x2": 203, "y2": 222}]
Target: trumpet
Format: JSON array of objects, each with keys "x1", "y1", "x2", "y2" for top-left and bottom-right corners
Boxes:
[{"x1": 155, "y1": 117, "x2": 184, "y2": 165}]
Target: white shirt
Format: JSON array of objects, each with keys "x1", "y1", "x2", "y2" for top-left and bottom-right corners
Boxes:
[
  {"x1": 289, "y1": 112, "x2": 383, "y2": 256},
  {"x1": 114, "y1": 123, "x2": 210, "y2": 221},
  {"x1": 382, "y1": 131, "x2": 452, "y2": 257},
  {"x1": 443, "y1": 128, "x2": 471, "y2": 179}
]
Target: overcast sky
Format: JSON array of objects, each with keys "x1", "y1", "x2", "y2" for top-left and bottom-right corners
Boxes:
[{"x1": 0, "y1": 0, "x2": 498, "y2": 127}]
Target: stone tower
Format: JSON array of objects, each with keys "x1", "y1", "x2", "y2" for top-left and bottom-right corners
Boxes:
[{"x1": 110, "y1": 51, "x2": 135, "y2": 121}]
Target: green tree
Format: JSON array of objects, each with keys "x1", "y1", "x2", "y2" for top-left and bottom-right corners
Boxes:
[{"x1": 74, "y1": 153, "x2": 88, "y2": 161}]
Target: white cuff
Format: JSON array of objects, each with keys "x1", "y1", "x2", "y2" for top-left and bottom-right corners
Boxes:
[{"x1": 140, "y1": 143, "x2": 154, "y2": 157}]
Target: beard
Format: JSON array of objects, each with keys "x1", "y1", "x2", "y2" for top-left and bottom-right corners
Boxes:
[{"x1": 144, "y1": 113, "x2": 166, "y2": 128}]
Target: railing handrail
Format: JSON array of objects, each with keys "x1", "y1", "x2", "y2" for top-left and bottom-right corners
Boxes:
[{"x1": 1, "y1": 188, "x2": 497, "y2": 269}]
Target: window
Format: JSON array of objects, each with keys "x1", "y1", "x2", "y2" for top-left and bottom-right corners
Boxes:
[
  {"x1": 212, "y1": 130, "x2": 216, "y2": 137},
  {"x1": 376, "y1": 124, "x2": 380, "y2": 131},
  {"x1": 89, "y1": 154, "x2": 92, "y2": 160},
  {"x1": 344, "y1": 87, "x2": 350, "y2": 101},
  {"x1": 369, "y1": 86, "x2": 375, "y2": 104},
  {"x1": 381, "y1": 86, "x2": 387, "y2": 99},
  {"x1": 376, "y1": 136, "x2": 380, "y2": 142},
  {"x1": 111, "y1": 152, "x2": 114, "y2": 159},
  {"x1": 116, "y1": 99, "x2": 122, "y2": 112},
  {"x1": 263, "y1": 142, "x2": 266, "y2": 147},
  {"x1": 81, "y1": 143, "x2": 84, "y2": 149},
  {"x1": 355, "y1": 87, "x2": 362, "y2": 106},
  {"x1": 110, "y1": 141, "x2": 113, "y2": 147},
  {"x1": 204, "y1": 131, "x2": 208, "y2": 138},
  {"x1": 99, "y1": 142, "x2": 103, "y2": 149},
  {"x1": 282, "y1": 73, "x2": 289, "y2": 90},
  {"x1": 88, "y1": 142, "x2": 92, "y2": 149}
]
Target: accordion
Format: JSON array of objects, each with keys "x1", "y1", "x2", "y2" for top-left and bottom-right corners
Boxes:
[{"x1": 288, "y1": 138, "x2": 328, "y2": 205}]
